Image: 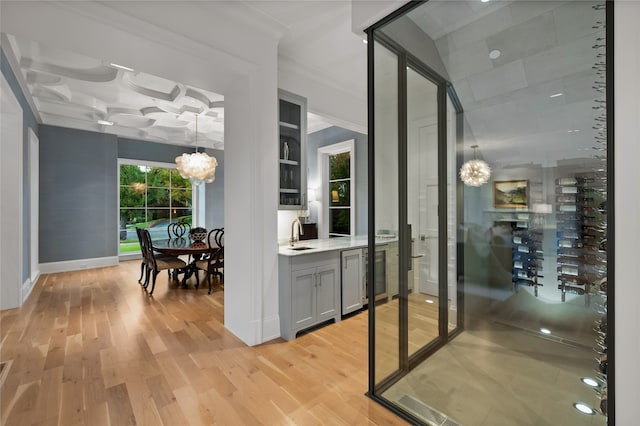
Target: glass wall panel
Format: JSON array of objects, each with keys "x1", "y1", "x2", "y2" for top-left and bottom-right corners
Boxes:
[
  {"x1": 447, "y1": 95, "x2": 458, "y2": 333},
  {"x1": 370, "y1": 1, "x2": 610, "y2": 425},
  {"x1": 373, "y1": 40, "x2": 400, "y2": 383},
  {"x1": 406, "y1": 67, "x2": 440, "y2": 356}
]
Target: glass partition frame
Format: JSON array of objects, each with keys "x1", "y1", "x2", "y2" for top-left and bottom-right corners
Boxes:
[
  {"x1": 366, "y1": 18, "x2": 465, "y2": 398},
  {"x1": 365, "y1": 1, "x2": 615, "y2": 425}
]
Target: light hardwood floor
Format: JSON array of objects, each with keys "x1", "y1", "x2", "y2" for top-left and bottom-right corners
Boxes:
[{"x1": 0, "y1": 260, "x2": 407, "y2": 426}]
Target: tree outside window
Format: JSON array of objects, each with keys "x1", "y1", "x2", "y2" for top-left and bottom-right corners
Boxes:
[{"x1": 119, "y1": 163, "x2": 192, "y2": 254}]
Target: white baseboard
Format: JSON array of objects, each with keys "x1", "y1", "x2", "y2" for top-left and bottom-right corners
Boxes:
[
  {"x1": 21, "y1": 277, "x2": 35, "y2": 305},
  {"x1": 40, "y1": 256, "x2": 119, "y2": 274},
  {"x1": 262, "y1": 314, "x2": 281, "y2": 342}
]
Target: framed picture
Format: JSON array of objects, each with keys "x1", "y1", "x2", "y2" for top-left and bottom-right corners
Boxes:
[{"x1": 494, "y1": 180, "x2": 528, "y2": 209}]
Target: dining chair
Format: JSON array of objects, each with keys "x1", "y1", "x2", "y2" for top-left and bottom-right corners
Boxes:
[
  {"x1": 140, "y1": 228, "x2": 187, "y2": 295},
  {"x1": 135, "y1": 227, "x2": 147, "y2": 283},
  {"x1": 167, "y1": 222, "x2": 190, "y2": 239},
  {"x1": 195, "y1": 228, "x2": 224, "y2": 294}
]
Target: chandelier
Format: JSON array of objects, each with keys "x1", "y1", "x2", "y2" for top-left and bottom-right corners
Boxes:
[
  {"x1": 459, "y1": 145, "x2": 490, "y2": 187},
  {"x1": 175, "y1": 114, "x2": 218, "y2": 185}
]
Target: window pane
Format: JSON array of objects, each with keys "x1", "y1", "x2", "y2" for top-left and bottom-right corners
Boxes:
[
  {"x1": 147, "y1": 188, "x2": 170, "y2": 207},
  {"x1": 119, "y1": 208, "x2": 146, "y2": 227},
  {"x1": 147, "y1": 167, "x2": 171, "y2": 188},
  {"x1": 172, "y1": 209, "x2": 192, "y2": 226},
  {"x1": 329, "y1": 152, "x2": 350, "y2": 180},
  {"x1": 171, "y1": 169, "x2": 191, "y2": 188},
  {"x1": 171, "y1": 188, "x2": 192, "y2": 208},
  {"x1": 329, "y1": 181, "x2": 350, "y2": 207},
  {"x1": 120, "y1": 164, "x2": 146, "y2": 186},
  {"x1": 120, "y1": 186, "x2": 146, "y2": 207},
  {"x1": 329, "y1": 209, "x2": 350, "y2": 235},
  {"x1": 147, "y1": 209, "x2": 170, "y2": 223}
]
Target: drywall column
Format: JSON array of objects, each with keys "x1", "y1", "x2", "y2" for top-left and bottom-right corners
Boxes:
[{"x1": 615, "y1": 2, "x2": 640, "y2": 424}]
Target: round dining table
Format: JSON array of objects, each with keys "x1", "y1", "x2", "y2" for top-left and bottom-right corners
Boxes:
[{"x1": 152, "y1": 238, "x2": 215, "y2": 288}]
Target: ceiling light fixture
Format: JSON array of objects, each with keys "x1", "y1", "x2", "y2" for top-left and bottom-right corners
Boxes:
[
  {"x1": 489, "y1": 49, "x2": 501, "y2": 59},
  {"x1": 540, "y1": 327, "x2": 552, "y2": 334},
  {"x1": 481, "y1": 0, "x2": 490, "y2": 3},
  {"x1": 573, "y1": 402, "x2": 596, "y2": 415},
  {"x1": 550, "y1": 92, "x2": 564, "y2": 98},
  {"x1": 97, "y1": 119, "x2": 113, "y2": 126},
  {"x1": 459, "y1": 145, "x2": 491, "y2": 187},
  {"x1": 175, "y1": 114, "x2": 218, "y2": 185},
  {"x1": 580, "y1": 377, "x2": 600, "y2": 388},
  {"x1": 109, "y1": 63, "x2": 134, "y2": 72}
]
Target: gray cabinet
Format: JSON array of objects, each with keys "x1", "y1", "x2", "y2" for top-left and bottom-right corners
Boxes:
[
  {"x1": 279, "y1": 251, "x2": 340, "y2": 340},
  {"x1": 278, "y1": 89, "x2": 307, "y2": 210},
  {"x1": 341, "y1": 249, "x2": 363, "y2": 315}
]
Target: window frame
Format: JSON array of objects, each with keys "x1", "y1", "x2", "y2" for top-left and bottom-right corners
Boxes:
[
  {"x1": 317, "y1": 139, "x2": 356, "y2": 238},
  {"x1": 117, "y1": 158, "x2": 198, "y2": 258}
]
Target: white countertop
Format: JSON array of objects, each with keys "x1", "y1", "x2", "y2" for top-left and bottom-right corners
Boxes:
[{"x1": 278, "y1": 235, "x2": 397, "y2": 256}]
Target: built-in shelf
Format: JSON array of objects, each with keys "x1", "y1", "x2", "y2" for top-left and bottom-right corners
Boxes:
[
  {"x1": 278, "y1": 89, "x2": 307, "y2": 210},
  {"x1": 279, "y1": 121, "x2": 300, "y2": 130},
  {"x1": 280, "y1": 159, "x2": 299, "y2": 166}
]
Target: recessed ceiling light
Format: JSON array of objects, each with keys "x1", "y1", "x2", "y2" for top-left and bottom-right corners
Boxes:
[
  {"x1": 489, "y1": 49, "x2": 501, "y2": 59},
  {"x1": 550, "y1": 92, "x2": 564, "y2": 98},
  {"x1": 573, "y1": 402, "x2": 596, "y2": 415},
  {"x1": 110, "y1": 63, "x2": 134, "y2": 72},
  {"x1": 580, "y1": 377, "x2": 600, "y2": 387},
  {"x1": 481, "y1": 0, "x2": 490, "y2": 3},
  {"x1": 425, "y1": 299, "x2": 435, "y2": 304},
  {"x1": 568, "y1": 129, "x2": 580, "y2": 133},
  {"x1": 540, "y1": 328, "x2": 551, "y2": 335},
  {"x1": 98, "y1": 120, "x2": 114, "y2": 126}
]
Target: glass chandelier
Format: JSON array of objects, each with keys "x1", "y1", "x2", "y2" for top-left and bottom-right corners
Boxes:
[
  {"x1": 459, "y1": 144, "x2": 490, "y2": 187},
  {"x1": 175, "y1": 114, "x2": 218, "y2": 185}
]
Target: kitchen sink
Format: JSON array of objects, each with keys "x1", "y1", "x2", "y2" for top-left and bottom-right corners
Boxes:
[{"x1": 289, "y1": 246, "x2": 313, "y2": 251}]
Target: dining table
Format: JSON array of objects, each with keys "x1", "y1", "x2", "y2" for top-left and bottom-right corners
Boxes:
[{"x1": 152, "y1": 238, "x2": 215, "y2": 288}]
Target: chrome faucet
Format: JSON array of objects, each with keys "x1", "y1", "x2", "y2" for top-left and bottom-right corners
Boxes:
[{"x1": 290, "y1": 217, "x2": 304, "y2": 246}]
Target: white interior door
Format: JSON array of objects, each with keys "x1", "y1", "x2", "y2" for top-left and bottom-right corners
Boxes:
[
  {"x1": 419, "y1": 124, "x2": 439, "y2": 296},
  {"x1": 29, "y1": 128, "x2": 39, "y2": 283}
]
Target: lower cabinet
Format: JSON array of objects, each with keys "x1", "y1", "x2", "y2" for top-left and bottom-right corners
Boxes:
[
  {"x1": 341, "y1": 249, "x2": 363, "y2": 315},
  {"x1": 279, "y1": 251, "x2": 341, "y2": 341}
]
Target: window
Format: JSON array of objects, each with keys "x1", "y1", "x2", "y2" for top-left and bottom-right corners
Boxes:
[
  {"x1": 118, "y1": 160, "x2": 193, "y2": 254},
  {"x1": 318, "y1": 139, "x2": 355, "y2": 237},
  {"x1": 329, "y1": 152, "x2": 351, "y2": 236}
]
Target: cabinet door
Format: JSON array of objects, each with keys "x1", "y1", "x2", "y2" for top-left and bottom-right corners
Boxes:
[
  {"x1": 341, "y1": 249, "x2": 363, "y2": 315},
  {"x1": 278, "y1": 89, "x2": 307, "y2": 210},
  {"x1": 316, "y1": 263, "x2": 339, "y2": 322},
  {"x1": 291, "y1": 267, "x2": 316, "y2": 330}
]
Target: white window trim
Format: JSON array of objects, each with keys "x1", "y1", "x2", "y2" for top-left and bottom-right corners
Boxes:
[
  {"x1": 317, "y1": 139, "x2": 356, "y2": 238},
  {"x1": 117, "y1": 158, "x2": 202, "y2": 258}
]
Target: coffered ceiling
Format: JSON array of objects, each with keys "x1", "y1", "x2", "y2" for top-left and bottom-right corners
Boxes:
[{"x1": 6, "y1": 32, "x2": 226, "y2": 148}]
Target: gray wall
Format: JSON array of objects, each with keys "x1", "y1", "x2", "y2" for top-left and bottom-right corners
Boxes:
[
  {"x1": 1, "y1": 48, "x2": 39, "y2": 281},
  {"x1": 38, "y1": 126, "x2": 225, "y2": 263},
  {"x1": 39, "y1": 125, "x2": 118, "y2": 262},
  {"x1": 308, "y1": 126, "x2": 368, "y2": 235}
]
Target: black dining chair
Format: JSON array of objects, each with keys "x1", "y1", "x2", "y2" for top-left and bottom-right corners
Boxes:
[
  {"x1": 140, "y1": 228, "x2": 187, "y2": 295},
  {"x1": 167, "y1": 222, "x2": 190, "y2": 239},
  {"x1": 195, "y1": 228, "x2": 224, "y2": 294}
]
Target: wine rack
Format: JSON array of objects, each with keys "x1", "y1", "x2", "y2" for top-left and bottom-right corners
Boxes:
[{"x1": 511, "y1": 212, "x2": 544, "y2": 296}]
